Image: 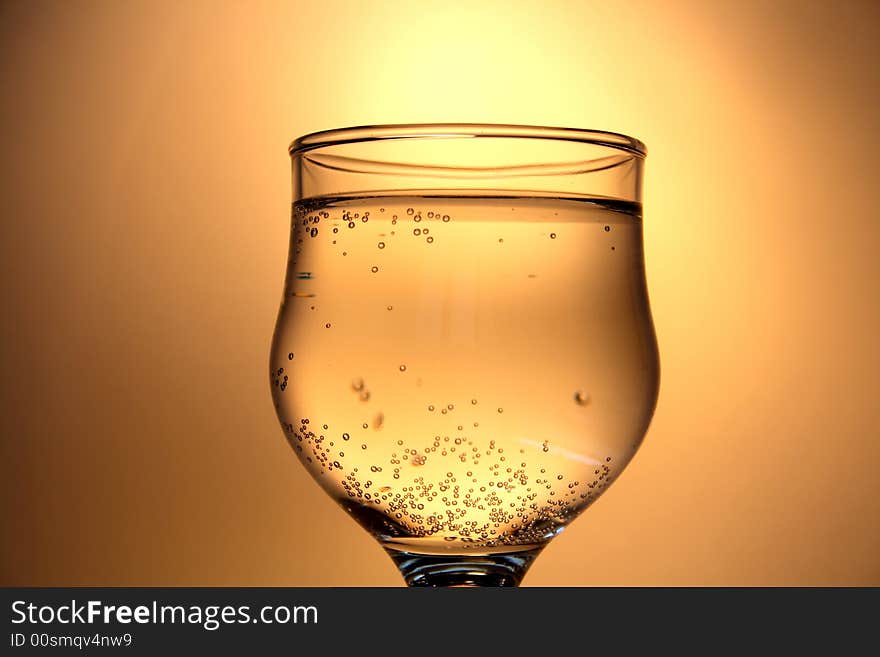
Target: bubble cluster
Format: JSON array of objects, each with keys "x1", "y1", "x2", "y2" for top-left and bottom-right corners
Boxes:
[
  {"x1": 274, "y1": 384, "x2": 617, "y2": 550},
  {"x1": 271, "y1": 366, "x2": 288, "y2": 392}
]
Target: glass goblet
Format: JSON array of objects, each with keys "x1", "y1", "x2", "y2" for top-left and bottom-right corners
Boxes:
[{"x1": 271, "y1": 124, "x2": 660, "y2": 586}]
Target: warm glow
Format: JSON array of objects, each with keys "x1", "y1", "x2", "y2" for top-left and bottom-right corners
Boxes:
[{"x1": 0, "y1": 0, "x2": 878, "y2": 586}]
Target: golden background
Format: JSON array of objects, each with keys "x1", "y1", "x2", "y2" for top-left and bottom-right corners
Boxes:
[{"x1": 1, "y1": 0, "x2": 878, "y2": 585}]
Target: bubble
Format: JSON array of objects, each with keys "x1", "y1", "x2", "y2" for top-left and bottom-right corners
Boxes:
[
  {"x1": 387, "y1": 305, "x2": 393, "y2": 311},
  {"x1": 574, "y1": 390, "x2": 590, "y2": 406},
  {"x1": 362, "y1": 423, "x2": 369, "y2": 429},
  {"x1": 550, "y1": 232, "x2": 556, "y2": 239},
  {"x1": 606, "y1": 456, "x2": 612, "y2": 462},
  {"x1": 414, "y1": 228, "x2": 421, "y2": 236},
  {"x1": 310, "y1": 227, "x2": 318, "y2": 237},
  {"x1": 352, "y1": 377, "x2": 365, "y2": 391},
  {"x1": 497, "y1": 407, "x2": 503, "y2": 413},
  {"x1": 342, "y1": 433, "x2": 350, "y2": 441},
  {"x1": 325, "y1": 323, "x2": 332, "y2": 328},
  {"x1": 426, "y1": 236, "x2": 434, "y2": 243},
  {"x1": 378, "y1": 242, "x2": 385, "y2": 249},
  {"x1": 399, "y1": 364, "x2": 407, "y2": 372},
  {"x1": 428, "y1": 405, "x2": 435, "y2": 411},
  {"x1": 611, "y1": 246, "x2": 616, "y2": 251},
  {"x1": 371, "y1": 266, "x2": 379, "y2": 273},
  {"x1": 442, "y1": 215, "x2": 450, "y2": 222},
  {"x1": 604, "y1": 225, "x2": 611, "y2": 232},
  {"x1": 333, "y1": 227, "x2": 339, "y2": 234},
  {"x1": 361, "y1": 444, "x2": 367, "y2": 450},
  {"x1": 348, "y1": 222, "x2": 355, "y2": 228},
  {"x1": 288, "y1": 352, "x2": 294, "y2": 360},
  {"x1": 342, "y1": 252, "x2": 347, "y2": 256},
  {"x1": 498, "y1": 238, "x2": 504, "y2": 243},
  {"x1": 406, "y1": 208, "x2": 414, "y2": 215},
  {"x1": 557, "y1": 475, "x2": 564, "y2": 480},
  {"x1": 542, "y1": 441, "x2": 549, "y2": 453},
  {"x1": 470, "y1": 399, "x2": 477, "y2": 405},
  {"x1": 447, "y1": 404, "x2": 454, "y2": 410}
]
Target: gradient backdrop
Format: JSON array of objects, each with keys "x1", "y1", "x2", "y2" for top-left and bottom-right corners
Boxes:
[{"x1": 1, "y1": 0, "x2": 878, "y2": 586}]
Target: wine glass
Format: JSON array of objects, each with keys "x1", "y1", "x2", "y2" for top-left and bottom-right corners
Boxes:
[{"x1": 270, "y1": 124, "x2": 659, "y2": 587}]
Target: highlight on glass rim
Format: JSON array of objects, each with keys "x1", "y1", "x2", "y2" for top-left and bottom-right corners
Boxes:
[{"x1": 271, "y1": 124, "x2": 659, "y2": 587}]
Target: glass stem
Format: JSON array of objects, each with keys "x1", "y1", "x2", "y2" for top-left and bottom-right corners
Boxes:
[{"x1": 385, "y1": 547, "x2": 544, "y2": 587}]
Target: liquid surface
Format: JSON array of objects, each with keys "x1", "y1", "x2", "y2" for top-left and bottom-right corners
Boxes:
[{"x1": 271, "y1": 194, "x2": 659, "y2": 555}]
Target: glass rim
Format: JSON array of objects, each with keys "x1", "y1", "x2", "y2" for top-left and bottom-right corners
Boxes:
[{"x1": 289, "y1": 123, "x2": 647, "y2": 158}]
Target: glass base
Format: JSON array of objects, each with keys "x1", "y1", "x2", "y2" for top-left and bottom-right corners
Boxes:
[{"x1": 385, "y1": 547, "x2": 544, "y2": 587}]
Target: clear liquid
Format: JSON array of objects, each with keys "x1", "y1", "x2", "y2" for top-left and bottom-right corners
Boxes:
[{"x1": 271, "y1": 194, "x2": 659, "y2": 556}]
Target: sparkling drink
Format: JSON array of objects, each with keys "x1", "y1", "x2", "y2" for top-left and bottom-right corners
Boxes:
[{"x1": 270, "y1": 193, "x2": 659, "y2": 578}]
